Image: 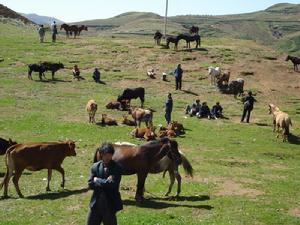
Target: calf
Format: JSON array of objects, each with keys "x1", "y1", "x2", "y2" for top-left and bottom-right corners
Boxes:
[
  {"x1": 106, "y1": 100, "x2": 129, "y2": 111},
  {"x1": 122, "y1": 115, "x2": 136, "y2": 126},
  {"x1": 101, "y1": 114, "x2": 118, "y2": 126},
  {"x1": 0, "y1": 141, "x2": 76, "y2": 197},
  {"x1": 131, "y1": 127, "x2": 156, "y2": 141},
  {"x1": 158, "y1": 127, "x2": 176, "y2": 138},
  {"x1": 86, "y1": 100, "x2": 98, "y2": 123},
  {"x1": 0, "y1": 138, "x2": 17, "y2": 155},
  {"x1": 167, "y1": 121, "x2": 185, "y2": 135}
]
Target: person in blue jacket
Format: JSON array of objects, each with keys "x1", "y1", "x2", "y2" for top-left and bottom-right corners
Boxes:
[{"x1": 174, "y1": 64, "x2": 183, "y2": 90}]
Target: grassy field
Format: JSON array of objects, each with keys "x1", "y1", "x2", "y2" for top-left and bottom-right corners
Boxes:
[{"x1": 0, "y1": 21, "x2": 300, "y2": 225}]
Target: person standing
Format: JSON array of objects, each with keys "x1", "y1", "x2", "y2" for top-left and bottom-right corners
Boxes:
[
  {"x1": 51, "y1": 21, "x2": 58, "y2": 42},
  {"x1": 241, "y1": 91, "x2": 256, "y2": 123},
  {"x1": 38, "y1": 25, "x2": 45, "y2": 43},
  {"x1": 86, "y1": 143, "x2": 123, "y2": 225},
  {"x1": 165, "y1": 93, "x2": 173, "y2": 124},
  {"x1": 174, "y1": 64, "x2": 183, "y2": 90}
]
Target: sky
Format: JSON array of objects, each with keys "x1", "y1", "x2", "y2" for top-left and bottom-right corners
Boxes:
[{"x1": 1, "y1": 0, "x2": 300, "y2": 22}]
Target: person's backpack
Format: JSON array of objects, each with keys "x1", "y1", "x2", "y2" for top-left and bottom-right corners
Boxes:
[{"x1": 244, "y1": 100, "x2": 251, "y2": 109}]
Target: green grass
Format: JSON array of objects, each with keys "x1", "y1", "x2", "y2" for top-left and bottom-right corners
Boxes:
[{"x1": 0, "y1": 21, "x2": 300, "y2": 225}]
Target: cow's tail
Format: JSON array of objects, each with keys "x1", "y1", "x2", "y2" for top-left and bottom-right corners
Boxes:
[
  {"x1": 0, "y1": 150, "x2": 12, "y2": 191},
  {"x1": 180, "y1": 152, "x2": 193, "y2": 177}
]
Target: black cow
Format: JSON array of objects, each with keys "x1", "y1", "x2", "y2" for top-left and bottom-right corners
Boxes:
[
  {"x1": 218, "y1": 79, "x2": 244, "y2": 97},
  {"x1": 117, "y1": 87, "x2": 145, "y2": 108},
  {"x1": 28, "y1": 62, "x2": 64, "y2": 80}
]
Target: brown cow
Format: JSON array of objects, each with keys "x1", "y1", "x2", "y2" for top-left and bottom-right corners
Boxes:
[
  {"x1": 131, "y1": 127, "x2": 156, "y2": 141},
  {"x1": 129, "y1": 107, "x2": 153, "y2": 127},
  {"x1": 122, "y1": 115, "x2": 136, "y2": 126},
  {"x1": 167, "y1": 121, "x2": 185, "y2": 135},
  {"x1": 101, "y1": 114, "x2": 118, "y2": 126},
  {"x1": 0, "y1": 138, "x2": 17, "y2": 155},
  {"x1": 158, "y1": 127, "x2": 177, "y2": 138},
  {"x1": 0, "y1": 141, "x2": 76, "y2": 198},
  {"x1": 86, "y1": 99, "x2": 98, "y2": 123}
]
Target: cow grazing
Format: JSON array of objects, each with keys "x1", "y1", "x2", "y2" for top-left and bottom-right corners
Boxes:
[
  {"x1": 101, "y1": 114, "x2": 118, "y2": 126},
  {"x1": 129, "y1": 107, "x2": 153, "y2": 128},
  {"x1": 86, "y1": 100, "x2": 98, "y2": 123},
  {"x1": 122, "y1": 115, "x2": 136, "y2": 126},
  {"x1": 269, "y1": 104, "x2": 292, "y2": 142},
  {"x1": 131, "y1": 127, "x2": 156, "y2": 141},
  {"x1": 0, "y1": 138, "x2": 17, "y2": 155},
  {"x1": 117, "y1": 87, "x2": 145, "y2": 108},
  {"x1": 0, "y1": 141, "x2": 76, "y2": 198}
]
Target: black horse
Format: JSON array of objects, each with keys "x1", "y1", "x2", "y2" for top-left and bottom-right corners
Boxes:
[
  {"x1": 178, "y1": 33, "x2": 201, "y2": 49},
  {"x1": 189, "y1": 26, "x2": 199, "y2": 34},
  {"x1": 117, "y1": 87, "x2": 145, "y2": 108},
  {"x1": 286, "y1": 55, "x2": 300, "y2": 71},
  {"x1": 166, "y1": 36, "x2": 180, "y2": 50},
  {"x1": 28, "y1": 62, "x2": 64, "y2": 80},
  {"x1": 154, "y1": 31, "x2": 163, "y2": 45}
]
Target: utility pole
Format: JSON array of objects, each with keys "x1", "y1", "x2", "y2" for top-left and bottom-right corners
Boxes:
[{"x1": 164, "y1": 0, "x2": 168, "y2": 38}]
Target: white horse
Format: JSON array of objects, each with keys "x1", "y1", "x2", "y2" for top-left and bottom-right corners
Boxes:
[{"x1": 208, "y1": 66, "x2": 221, "y2": 86}]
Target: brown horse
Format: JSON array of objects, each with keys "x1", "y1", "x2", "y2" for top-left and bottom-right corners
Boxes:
[
  {"x1": 93, "y1": 138, "x2": 182, "y2": 202},
  {"x1": 60, "y1": 23, "x2": 70, "y2": 38},
  {"x1": 286, "y1": 55, "x2": 300, "y2": 71}
]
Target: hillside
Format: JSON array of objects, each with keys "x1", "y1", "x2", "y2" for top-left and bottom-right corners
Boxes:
[
  {"x1": 21, "y1": 13, "x2": 64, "y2": 25},
  {"x1": 79, "y1": 3, "x2": 300, "y2": 54},
  {"x1": 0, "y1": 4, "x2": 34, "y2": 24}
]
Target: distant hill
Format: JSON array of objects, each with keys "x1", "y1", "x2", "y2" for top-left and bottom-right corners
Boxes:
[
  {"x1": 0, "y1": 4, "x2": 33, "y2": 24},
  {"x1": 79, "y1": 3, "x2": 300, "y2": 53},
  {"x1": 21, "y1": 13, "x2": 64, "y2": 25}
]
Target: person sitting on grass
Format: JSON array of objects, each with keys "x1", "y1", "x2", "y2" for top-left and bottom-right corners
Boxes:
[
  {"x1": 72, "y1": 65, "x2": 84, "y2": 80},
  {"x1": 185, "y1": 99, "x2": 201, "y2": 117},
  {"x1": 211, "y1": 102, "x2": 223, "y2": 119},
  {"x1": 197, "y1": 102, "x2": 211, "y2": 119}
]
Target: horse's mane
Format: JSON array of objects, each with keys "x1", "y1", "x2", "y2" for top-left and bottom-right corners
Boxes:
[{"x1": 141, "y1": 137, "x2": 170, "y2": 147}]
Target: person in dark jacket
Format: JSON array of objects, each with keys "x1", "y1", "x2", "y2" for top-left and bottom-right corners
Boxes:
[
  {"x1": 174, "y1": 64, "x2": 183, "y2": 90},
  {"x1": 86, "y1": 143, "x2": 123, "y2": 225},
  {"x1": 92, "y1": 68, "x2": 101, "y2": 83},
  {"x1": 165, "y1": 93, "x2": 173, "y2": 124},
  {"x1": 241, "y1": 91, "x2": 256, "y2": 123},
  {"x1": 198, "y1": 102, "x2": 211, "y2": 119},
  {"x1": 211, "y1": 102, "x2": 223, "y2": 119},
  {"x1": 50, "y1": 21, "x2": 58, "y2": 42}
]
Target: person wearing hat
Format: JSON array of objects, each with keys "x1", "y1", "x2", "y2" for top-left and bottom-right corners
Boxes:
[
  {"x1": 92, "y1": 68, "x2": 101, "y2": 83},
  {"x1": 86, "y1": 142, "x2": 123, "y2": 225},
  {"x1": 211, "y1": 102, "x2": 223, "y2": 119},
  {"x1": 165, "y1": 93, "x2": 173, "y2": 124},
  {"x1": 241, "y1": 91, "x2": 256, "y2": 123},
  {"x1": 174, "y1": 64, "x2": 183, "y2": 90}
]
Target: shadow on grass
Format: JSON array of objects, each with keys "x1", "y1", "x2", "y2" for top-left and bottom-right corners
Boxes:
[
  {"x1": 35, "y1": 78, "x2": 71, "y2": 84},
  {"x1": 123, "y1": 195, "x2": 213, "y2": 210},
  {"x1": 26, "y1": 187, "x2": 89, "y2": 200},
  {"x1": 178, "y1": 48, "x2": 208, "y2": 52},
  {"x1": 255, "y1": 123, "x2": 270, "y2": 127},
  {"x1": 288, "y1": 134, "x2": 300, "y2": 145},
  {"x1": 152, "y1": 195, "x2": 210, "y2": 202},
  {"x1": 182, "y1": 90, "x2": 199, "y2": 96},
  {"x1": 0, "y1": 172, "x2": 31, "y2": 178}
]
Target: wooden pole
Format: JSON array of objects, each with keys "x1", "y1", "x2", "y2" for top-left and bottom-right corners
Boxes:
[{"x1": 164, "y1": 0, "x2": 168, "y2": 38}]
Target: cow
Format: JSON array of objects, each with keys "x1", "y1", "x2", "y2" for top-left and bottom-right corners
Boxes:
[
  {"x1": 158, "y1": 127, "x2": 177, "y2": 138},
  {"x1": 218, "y1": 78, "x2": 244, "y2": 97},
  {"x1": 106, "y1": 100, "x2": 130, "y2": 111},
  {"x1": 122, "y1": 115, "x2": 136, "y2": 126},
  {"x1": 217, "y1": 71, "x2": 231, "y2": 86},
  {"x1": 86, "y1": 100, "x2": 98, "y2": 123},
  {"x1": 28, "y1": 62, "x2": 64, "y2": 80},
  {"x1": 0, "y1": 141, "x2": 76, "y2": 198},
  {"x1": 117, "y1": 87, "x2": 145, "y2": 108},
  {"x1": 0, "y1": 138, "x2": 17, "y2": 155},
  {"x1": 129, "y1": 107, "x2": 153, "y2": 128},
  {"x1": 101, "y1": 114, "x2": 118, "y2": 126},
  {"x1": 130, "y1": 127, "x2": 156, "y2": 141},
  {"x1": 167, "y1": 121, "x2": 185, "y2": 135}
]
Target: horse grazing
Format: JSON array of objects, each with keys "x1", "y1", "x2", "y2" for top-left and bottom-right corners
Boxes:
[
  {"x1": 166, "y1": 36, "x2": 180, "y2": 50},
  {"x1": 93, "y1": 138, "x2": 182, "y2": 202},
  {"x1": 269, "y1": 104, "x2": 292, "y2": 142},
  {"x1": 60, "y1": 23, "x2": 70, "y2": 38},
  {"x1": 117, "y1": 87, "x2": 145, "y2": 108},
  {"x1": 28, "y1": 62, "x2": 64, "y2": 80},
  {"x1": 154, "y1": 31, "x2": 163, "y2": 45},
  {"x1": 0, "y1": 138, "x2": 17, "y2": 155},
  {"x1": 208, "y1": 66, "x2": 221, "y2": 85},
  {"x1": 286, "y1": 55, "x2": 300, "y2": 71},
  {"x1": 190, "y1": 26, "x2": 199, "y2": 34},
  {"x1": 86, "y1": 100, "x2": 98, "y2": 123},
  {"x1": 178, "y1": 33, "x2": 201, "y2": 49}
]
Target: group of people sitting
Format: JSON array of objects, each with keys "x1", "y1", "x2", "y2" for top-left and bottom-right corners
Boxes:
[
  {"x1": 185, "y1": 99, "x2": 223, "y2": 119},
  {"x1": 72, "y1": 65, "x2": 102, "y2": 83}
]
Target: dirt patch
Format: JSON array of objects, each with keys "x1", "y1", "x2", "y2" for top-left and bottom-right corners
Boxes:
[
  {"x1": 215, "y1": 180, "x2": 264, "y2": 198},
  {"x1": 288, "y1": 208, "x2": 300, "y2": 217}
]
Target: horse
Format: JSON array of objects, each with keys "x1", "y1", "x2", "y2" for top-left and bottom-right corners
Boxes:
[
  {"x1": 178, "y1": 33, "x2": 201, "y2": 49},
  {"x1": 60, "y1": 23, "x2": 70, "y2": 38},
  {"x1": 269, "y1": 104, "x2": 292, "y2": 142},
  {"x1": 166, "y1": 36, "x2": 180, "y2": 50},
  {"x1": 208, "y1": 66, "x2": 221, "y2": 85},
  {"x1": 78, "y1": 25, "x2": 88, "y2": 36},
  {"x1": 216, "y1": 71, "x2": 231, "y2": 86},
  {"x1": 28, "y1": 62, "x2": 64, "y2": 80},
  {"x1": 154, "y1": 31, "x2": 163, "y2": 45},
  {"x1": 285, "y1": 55, "x2": 300, "y2": 71},
  {"x1": 93, "y1": 138, "x2": 182, "y2": 202},
  {"x1": 189, "y1": 26, "x2": 199, "y2": 34}
]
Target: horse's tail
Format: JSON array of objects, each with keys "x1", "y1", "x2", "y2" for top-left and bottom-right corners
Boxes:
[
  {"x1": 180, "y1": 152, "x2": 193, "y2": 177},
  {"x1": 284, "y1": 118, "x2": 292, "y2": 136}
]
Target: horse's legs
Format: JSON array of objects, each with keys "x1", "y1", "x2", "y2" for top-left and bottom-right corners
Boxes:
[
  {"x1": 136, "y1": 172, "x2": 147, "y2": 203},
  {"x1": 52, "y1": 71, "x2": 55, "y2": 80},
  {"x1": 165, "y1": 170, "x2": 175, "y2": 196},
  {"x1": 175, "y1": 171, "x2": 181, "y2": 196}
]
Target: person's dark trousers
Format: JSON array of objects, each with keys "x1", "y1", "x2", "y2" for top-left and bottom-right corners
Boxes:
[
  {"x1": 52, "y1": 33, "x2": 56, "y2": 42},
  {"x1": 86, "y1": 194, "x2": 117, "y2": 225},
  {"x1": 241, "y1": 108, "x2": 252, "y2": 123},
  {"x1": 165, "y1": 111, "x2": 171, "y2": 124},
  {"x1": 175, "y1": 76, "x2": 182, "y2": 90}
]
